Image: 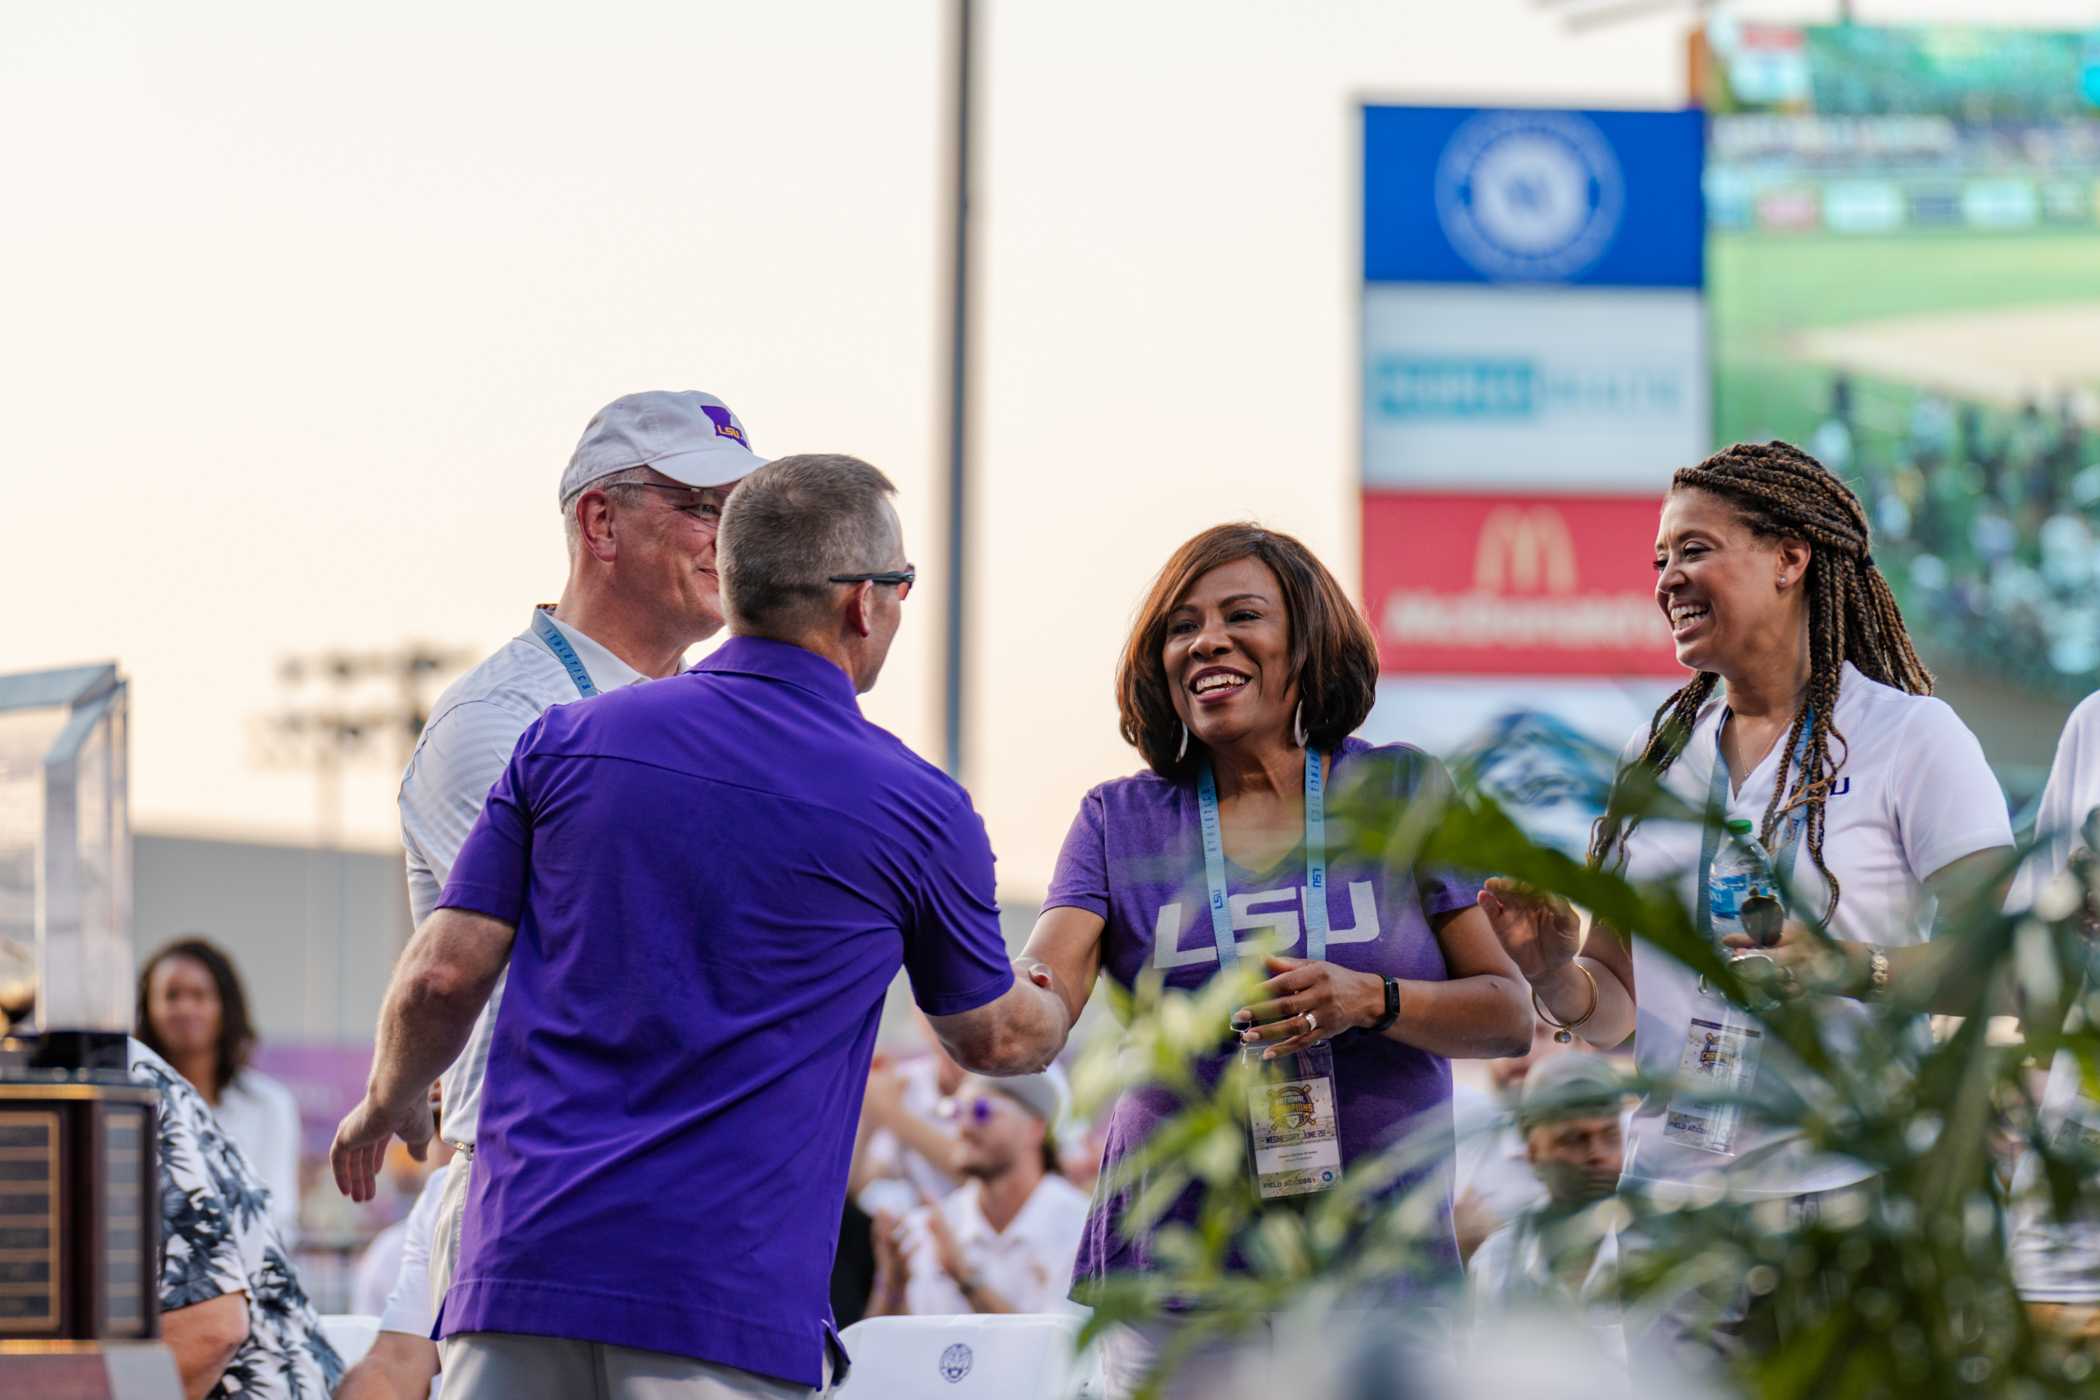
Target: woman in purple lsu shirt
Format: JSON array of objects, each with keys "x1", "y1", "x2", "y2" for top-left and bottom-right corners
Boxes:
[{"x1": 1017, "y1": 523, "x2": 1531, "y2": 1390}]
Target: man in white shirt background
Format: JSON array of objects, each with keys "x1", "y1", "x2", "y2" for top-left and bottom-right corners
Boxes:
[
  {"x1": 1452, "y1": 1017, "x2": 1564, "y2": 1262},
  {"x1": 1467, "y1": 1052, "x2": 1630, "y2": 1367},
  {"x1": 866, "y1": 1068, "x2": 1090, "y2": 1317},
  {"x1": 390, "y1": 388, "x2": 765, "y2": 1314}
]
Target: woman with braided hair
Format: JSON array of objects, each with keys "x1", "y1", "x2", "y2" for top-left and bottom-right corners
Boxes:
[{"x1": 1481, "y1": 441, "x2": 2013, "y2": 1347}]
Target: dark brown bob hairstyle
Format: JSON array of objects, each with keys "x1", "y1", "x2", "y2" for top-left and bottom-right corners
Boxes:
[{"x1": 1116, "y1": 523, "x2": 1379, "y2": 781}]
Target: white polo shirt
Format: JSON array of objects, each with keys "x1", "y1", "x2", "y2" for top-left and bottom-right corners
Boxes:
[
  {"x1": 1467, "y1": 1205, "x2": 1624, "y2": 1367},
  {"x1": 899, "y1": 1174, "x2": 1091, "y2": 1317},
  {"x1": 1618, "y1": 662, "x2": 2011, "y2": 1198},
  {"x1": 2007, "y1": 691, "x2": 2100, "y2": 1303},
  {"x1": 399, "y1": 609, "x2": 646, "y2": 1148}
]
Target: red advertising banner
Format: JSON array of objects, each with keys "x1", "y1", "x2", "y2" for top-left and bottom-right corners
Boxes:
[{"x1": 1363, "y1": 490, "x2": 1683, "y2": 677}]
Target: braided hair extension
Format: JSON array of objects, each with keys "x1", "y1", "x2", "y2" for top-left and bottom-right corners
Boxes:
[{"x1": 1588, "y1": 440, "x2": 1932, "y2": 920}]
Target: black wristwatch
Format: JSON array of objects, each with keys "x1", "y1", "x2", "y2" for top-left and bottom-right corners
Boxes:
[{"x1": 1367, "y1": 975, "x2": 1401, "y2": 1034}]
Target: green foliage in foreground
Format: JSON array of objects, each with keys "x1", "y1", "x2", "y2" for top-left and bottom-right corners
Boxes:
[{"x1": 1067, "y1": 754, "x2": 2100, "y2": 1399}]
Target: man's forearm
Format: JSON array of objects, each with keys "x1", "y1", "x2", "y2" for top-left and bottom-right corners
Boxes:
[
  {"x1": 335, "y1": 1337, "x2": 440, "y2": 1400},
  {"x1": 929, "y1": 962, "x2": 1077, "y2": 1078},
  {"x1": 977, "y1": 974, "x2": 1074, "y2": 1076},
  {"x1": 368, "y1": 909, "x2": 512, "y2": 1113}
]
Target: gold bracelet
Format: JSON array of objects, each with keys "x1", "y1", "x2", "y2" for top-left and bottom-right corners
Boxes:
[{"x1": 1533, "y1": 962, "x2": 1598, "y2": 1045}]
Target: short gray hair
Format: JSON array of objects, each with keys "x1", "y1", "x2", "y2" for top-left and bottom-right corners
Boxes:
[
  {"x1": 720, "y1": 454, "x2": 900, "y2": 634},
  {"x1": 561, "y1": 466, "x2": 656, "y2": 557}
]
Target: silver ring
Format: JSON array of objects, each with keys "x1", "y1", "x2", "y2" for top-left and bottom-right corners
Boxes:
[{"x1": 1305, "y1": 1010, "x2": 1320, "y2": 1034}]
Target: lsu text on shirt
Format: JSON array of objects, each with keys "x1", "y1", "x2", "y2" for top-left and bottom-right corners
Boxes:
[
  {"x1": 1617, "y1": 661, "x2": 2012, "y2": 1198},
  {"x1": 1044, "y1": 739, "x2": 1483, "y2": 1292},
  {"x1": 434, "y1": 637, "x2": 1015, "y2": 1388}
]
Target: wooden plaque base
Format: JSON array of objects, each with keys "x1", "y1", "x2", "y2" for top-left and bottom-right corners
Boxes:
[{"x1": 0, "y1": 1341, "x2": 181, "y2": 1399}]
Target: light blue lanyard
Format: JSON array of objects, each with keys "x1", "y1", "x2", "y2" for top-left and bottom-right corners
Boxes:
[
  {"x1": 1696, "y1": 709, "x2": 1812, "y2": 939},
  {"x1": 1196, "y1": 750, "x2": 1329, "y2": 967},
  {"x1": 531, "y1": 609, "x2": 599, "y2": 699}
]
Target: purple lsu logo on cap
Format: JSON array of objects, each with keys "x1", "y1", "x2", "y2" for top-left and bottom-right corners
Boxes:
[{"x1": 700, "y1": 404, "x2": 749, "y2": 448}]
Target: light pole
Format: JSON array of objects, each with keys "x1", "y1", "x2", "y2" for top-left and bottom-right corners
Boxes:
[{"x1": 940, "y1": 0, "x2": 976, "y2": 781}]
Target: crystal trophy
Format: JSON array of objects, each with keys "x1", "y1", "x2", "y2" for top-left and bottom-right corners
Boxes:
[{"x1": 0, "y1": 664, "x2": 176, "y2": 1396}]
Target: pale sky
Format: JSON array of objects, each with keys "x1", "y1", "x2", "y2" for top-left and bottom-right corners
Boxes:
[{"x1": 7, "y1": 0, "x2": 2096, "y2": 898}]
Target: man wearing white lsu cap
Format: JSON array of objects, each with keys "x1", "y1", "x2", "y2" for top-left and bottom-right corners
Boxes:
[{"x1": 383, "y1": 389, "x2": 767, "y2": 1347}]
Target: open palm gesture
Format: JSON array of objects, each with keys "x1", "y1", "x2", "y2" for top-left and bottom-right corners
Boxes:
[{"x1": 1477, "y1": 877, "x2": 1581, "y2": 985}]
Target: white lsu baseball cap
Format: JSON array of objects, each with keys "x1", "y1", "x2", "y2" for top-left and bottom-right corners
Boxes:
[{"x1": 559, "y1": 390, "x2": 767, "y2": 505}]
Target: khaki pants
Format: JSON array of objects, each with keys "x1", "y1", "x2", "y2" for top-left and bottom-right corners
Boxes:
[
  {"x1": 429, "y1": 1148, "x2": 475, "y2": 1373},
  {"x1": 446, "y1": 1331, "x2": 826, "y2": 1400}
]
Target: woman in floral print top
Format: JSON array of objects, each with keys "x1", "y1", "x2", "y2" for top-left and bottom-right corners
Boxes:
[{"x1": 129, "y1": 1040, "x2": 342, "y2": 1399}]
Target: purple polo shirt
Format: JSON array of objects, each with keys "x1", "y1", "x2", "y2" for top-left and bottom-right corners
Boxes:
[
  {"x1": 434, "y1": 637, "x2": 1014, "y2": 1386},
  {"x1": 1045, "y1": 739, "x2": 1481, "y2": 1294}
]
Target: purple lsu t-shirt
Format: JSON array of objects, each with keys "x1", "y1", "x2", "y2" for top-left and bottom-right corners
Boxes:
[
  {"x1": 1045, "y1": 738, "x2": 1481, "y2": 1292},
  {"x1": 433, "y1": 638, "x2": 1015, "y2": 1387}
]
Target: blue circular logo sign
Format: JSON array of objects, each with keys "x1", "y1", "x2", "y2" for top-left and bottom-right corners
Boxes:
[
  {"x1": 1434, "y1": 111, "x2": 1623, "y2": 281},
  {"x1": 940, "y1": 1342, "x2": 974, "y2": 1384}
]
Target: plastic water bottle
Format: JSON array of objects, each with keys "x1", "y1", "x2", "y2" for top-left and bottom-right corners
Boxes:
[{"x1": 1709, "y1": 818, "x2": 1782, "y2": 947}]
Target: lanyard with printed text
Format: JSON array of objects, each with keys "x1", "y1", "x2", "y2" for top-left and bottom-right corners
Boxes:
[
  {"x1": 1695, "y1": 708, "x2": 1813, "y2": 940},
  {"x1": 531, "y1": 608, "x2": 599, "y2": 699},
  {"x1": 1197, "y1": 749, "x2": 1329, "y2": 967}
]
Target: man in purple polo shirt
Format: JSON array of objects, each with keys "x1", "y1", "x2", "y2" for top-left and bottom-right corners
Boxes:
[{"x1": 330, "y1": 454, "x2": 1075, "y2": 1398}]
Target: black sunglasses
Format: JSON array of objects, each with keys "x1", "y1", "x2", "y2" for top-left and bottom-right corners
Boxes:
[{"x1": 827, "y1": 567, "x2": 916, "y2": 597}]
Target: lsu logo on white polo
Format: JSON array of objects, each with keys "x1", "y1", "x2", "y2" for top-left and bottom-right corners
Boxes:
[{"x1": 1152, "y1": 881, "x2": 1382, "y2": 969}]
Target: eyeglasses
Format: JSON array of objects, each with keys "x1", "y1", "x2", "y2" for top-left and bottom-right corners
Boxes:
[
  {"x1": 614, "y1": 480, "x2": 725, "y2": 524},
  {"x1": 828, "y1": 567, "x2": 916, "y2": 600}
]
